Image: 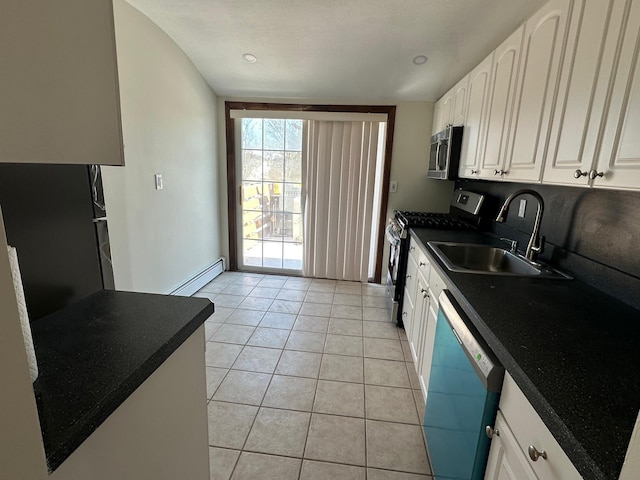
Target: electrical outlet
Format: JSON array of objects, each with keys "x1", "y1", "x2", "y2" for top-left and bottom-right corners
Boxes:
[
  {"x1": 518, "y1": 199, "x2": 526, "y2": 217},
  {"x1": 390, "y1": 181, "x2": 398, "y2": 193},
  {"x1": 155, "y1": 173, "x2": 163, "y2": 190}
]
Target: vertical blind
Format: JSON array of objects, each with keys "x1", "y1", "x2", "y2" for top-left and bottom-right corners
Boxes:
[{"x1": 303, "y1": 120, "x2": 380, "y2": 282}]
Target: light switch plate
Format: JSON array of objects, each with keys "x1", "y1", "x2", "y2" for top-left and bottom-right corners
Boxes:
[
  {"x1": 390, "y1": 181, "x2": 398, "y2": 193},
  {"x1": 155, "y1": 174, "x2": 163, "y2": 190},
  {"x1": 518, "y1": 199, "x2": 526, "y2": 217}
]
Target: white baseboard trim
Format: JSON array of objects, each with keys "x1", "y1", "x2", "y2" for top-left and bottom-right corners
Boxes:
[{"x1": 167, "y1": 258, "x2": 225, "y2": 297}]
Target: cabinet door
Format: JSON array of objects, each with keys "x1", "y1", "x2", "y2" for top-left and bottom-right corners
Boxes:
[
  {"x1": 543, "y1": 0, "x2": 621, "y2": 186},
  {"x1": 479, "y1": 26, "x2": 524, "y2": 179},
  {"x1": 405, "y1": 251, "x2": 419, "y2": 301},
  {"x1": 418, "y1": 303, "x2": 438, "y2": 402},
  {"x1": 432, "y1": 100, "x2": 444, "y2": 135},
  {"x1": 441, "y1": 91, "x2": 455, "y2": 130},
  {"x1": 452, "y1": 75, "x2": 470, "y2": 126},
  {"x1": 401, "y1": 289, "x2": 415, "y2": 344},
  {"x1": 410, "y1": 274, "x2": 429, "y2": 364},
  {"x1": 594, "y1": 0, "x2": 640, "y2": 189},
  {"x1": 504, "y1": 0, "x2": 572, "y2": 183},
  {"x1": 0, "y1": 0, "x2": 124, "y2": 165},
  {"x1": 485, "y1": 412, "x2": 538, "y2": 480},
  {"x1": 460, "y1": 53, "x2": 495, "y2": 178}
]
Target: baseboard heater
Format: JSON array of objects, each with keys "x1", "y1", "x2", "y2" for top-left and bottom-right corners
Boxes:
[{"x1": 167, "y1": 257, "x2": 225, "y2": 297}]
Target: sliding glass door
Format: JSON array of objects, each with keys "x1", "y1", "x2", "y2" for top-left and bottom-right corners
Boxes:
[{"x1": 238, "y1": 118, "x2": 304, "y2": 272}]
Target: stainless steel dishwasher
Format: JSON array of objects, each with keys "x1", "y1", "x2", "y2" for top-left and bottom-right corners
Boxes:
[{"x1": 423, "y1": 290, "x2": 504, "y2": 480}]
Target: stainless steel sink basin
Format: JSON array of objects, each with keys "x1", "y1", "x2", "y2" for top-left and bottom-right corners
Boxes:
[{"x1": 427, "y1": 242, "x2": 571, "y2": 279}]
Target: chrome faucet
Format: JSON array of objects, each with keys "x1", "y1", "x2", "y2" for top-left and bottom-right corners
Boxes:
[{"x1": 495, "y1": 189, "x2": 545, "y2": 262}]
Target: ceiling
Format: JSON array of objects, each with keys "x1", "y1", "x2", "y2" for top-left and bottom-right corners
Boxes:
[{"x1": 125, "y1": 0, "x2": 547, "y2": 102}]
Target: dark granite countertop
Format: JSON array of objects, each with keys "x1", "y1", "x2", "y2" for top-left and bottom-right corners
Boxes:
[
  {"x1": 410, "y1": 228, "x2": 640, "y2": 480},
  {"x1": 30, "y1": 290, "x2": 214, "y2": 472}
]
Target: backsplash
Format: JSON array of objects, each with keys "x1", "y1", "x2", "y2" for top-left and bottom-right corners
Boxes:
[{"x1": 455, "y1": 179, "x2": 640, "y2": 309}]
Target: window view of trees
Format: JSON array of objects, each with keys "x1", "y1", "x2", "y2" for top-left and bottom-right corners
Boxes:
[{"x1": 240, "y1": 118, "x2": 303, "y2": 270}]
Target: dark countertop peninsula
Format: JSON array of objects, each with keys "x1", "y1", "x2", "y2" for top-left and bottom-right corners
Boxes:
[
  {"x1": 410, "y1": 227, "x2": 640, "y2": 480},
  {"x1": 30, "y1": 290, "x2": 214, "y2": 472}
]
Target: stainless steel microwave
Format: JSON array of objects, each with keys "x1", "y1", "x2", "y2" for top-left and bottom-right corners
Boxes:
[{"x1": 428, "y1": 125, "x2": 463, "y2": 180}]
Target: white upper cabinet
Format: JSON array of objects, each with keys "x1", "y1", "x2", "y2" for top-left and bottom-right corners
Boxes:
[
  {"x1": 452, "y1": 75, "x2": 470, "y2": 126},
  {"x1": 432, "y1": 101, "x2": 444, "y2": 135},
  {"x1": 543, "y1": 0, "x2": 621, "y2": 186},
  {"x1": 593, "y1": 0, "x2": 640, "y2": 189},
  {"x1": 479, "y1": 26, "x2": 524, "y2": 180},
  {"x1": 441, "y1": 93, "x2": 455, "y2": 130},
  {"x1": 503, "y1": 0, "x2": 572, "y2": 183},
  {"x1": 459, "y1": 53, "x2": 495, "y2": 178},
  {"x1": 432, "y1": 91, "x2": 454, "y2": 135},
  {"x1": 0, "y1": 0, "x2": 124, "y2": 165}
]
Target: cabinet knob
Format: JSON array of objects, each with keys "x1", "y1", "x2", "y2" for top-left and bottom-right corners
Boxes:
[
  {"x1": 471, "y1": 169, "x2": 478, "y2": 175},
  {"x1": 402, "y1": 311, "x2": 407, "y2": 316},
  {"x1": 573, "y1": 169, "x2": 588, "y2": 178},
  {"x1": 528, "y1": 445, "x2": 548, "y2": 462},
  {"x1": 485, "y1": 425, "x2": 499, "y2": 438},
  {"x1": 410, "y1": 246, "x2": 415, "y2": 251},
  {"x1": 589, "y1": 170, "x2": 605, "y2": 180},
  {"x1": 406, "y1": 274, "x2": 411, "y2": 280},
  {"x1": 493, "y1": 169, "x2": 501, "y2": 176},
  {"x1": 419, "y1": 261, "x2": 426, "y2": 267},
  {"x1": 421, "y1": 288, "x2": 429, "y2": 299}
]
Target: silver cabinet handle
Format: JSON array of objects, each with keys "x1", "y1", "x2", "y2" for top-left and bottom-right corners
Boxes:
[
  {"x1": 406, "y1": 275, "x2": 412, "y2": 280},
  {"x1": 574, "y1": 169, "x2": 588, "y2": 178},
  {"x1": 589, "y1": 170, "x2": 604, "y2": 180},
  {"x1": 410, "y1": 246, "x2": 415, "y2": 251},
  {"x1": 494, "y1": 169, "x2": 501, "y2": 175},
  {"x1": 485, "y1": 426, "x2": 499, "y2": 438},
  {"x1": 528, "y1": 445, "x2": 548, "y2": 462},
  {"x1": 421, "y1": 288, "x2": 429, "y2": 298},
  {"x1": 419, "y1": 261, "x2": 426, "y2": 267},
  {"x1": 402, "y1": 311, "x2": 407, "y2": 316},
  {"x1": 471, "y1": 169, "x2": 478, "y2": 175}
]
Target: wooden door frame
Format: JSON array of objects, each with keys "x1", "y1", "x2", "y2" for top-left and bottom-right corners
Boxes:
[{"x1": 225, "y1": 101, "x2": 396, "y2": 283}]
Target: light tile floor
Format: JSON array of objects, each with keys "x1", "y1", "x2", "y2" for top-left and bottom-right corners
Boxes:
[{"x1": 194, "y1": 272, "x2": 432, "y2": 480}]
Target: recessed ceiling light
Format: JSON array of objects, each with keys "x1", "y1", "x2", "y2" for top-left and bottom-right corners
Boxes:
[
  {"x1": 243, "y1": 53, "x2": 257, "y2": 64},
  {"x1": 412, "y1": 55, "x2": 428, "y2": 66}
]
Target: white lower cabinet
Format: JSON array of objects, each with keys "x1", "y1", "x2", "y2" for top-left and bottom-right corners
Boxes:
[
  {"x1": 402, "y1": 289, "x2": 415, "y2": 352},
  {"x1": 404, "y1": 237, "x2": 444, "y2": 406},
  {"x1": 417, "y1": 303, "x2": 438, "y2": 402},
  {"x1": 485, "y1": 411, "x2": 538, "y2": 480},
  {"x1": 485, "y1": 373, "x2": 582, "y2": 480},
  {"x1": 409, "y1": 273, "x2": 428, "y2": 364}
]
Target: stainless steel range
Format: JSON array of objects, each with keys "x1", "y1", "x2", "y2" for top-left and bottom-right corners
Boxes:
[{"x1": 385, "y1": 190, "x2": 485, "y2": 326}]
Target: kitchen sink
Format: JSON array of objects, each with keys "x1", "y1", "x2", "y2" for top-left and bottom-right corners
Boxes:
[{"x1": 427, "y1": 242, "x2": 572, "y2": 279}]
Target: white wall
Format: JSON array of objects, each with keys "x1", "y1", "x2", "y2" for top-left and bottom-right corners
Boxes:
[
  {"x1": 103, "y1": 0, "x2": 221, "y2": 293},
  {"x1": 216, "y1": 98, "x2": 454, "y2": 274}
]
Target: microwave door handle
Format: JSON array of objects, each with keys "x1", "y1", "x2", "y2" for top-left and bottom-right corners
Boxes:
[
  {"x1": 438, "y1": 139, "x2": 448, "y2": 170},
  {"x1": 434, "y1": 141, "x2": 441, "y2": 170}
]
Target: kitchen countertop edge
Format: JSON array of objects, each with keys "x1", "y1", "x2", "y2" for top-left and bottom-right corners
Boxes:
[{"x1": 31, "y1": 290, "x2": 214, "y2": 473}]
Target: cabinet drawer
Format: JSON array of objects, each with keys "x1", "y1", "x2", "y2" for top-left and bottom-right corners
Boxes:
[
  {"x1": 416, "y1": 245, "x2": 431, "y2": 279},
  {"x1": 408, "y1": 237, "x2": 421, "y2": 263},
  {"x1": 499, "y1": 374, "x2": 581, "y2": 479}
]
